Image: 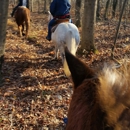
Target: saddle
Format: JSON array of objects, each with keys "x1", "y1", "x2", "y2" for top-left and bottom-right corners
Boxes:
[
  {"x1": 51, "y1": 18, "x2": 70, "y2": 33},
  {"x1": 18, "y1": 6, "x2": 27, "y2": 8}
]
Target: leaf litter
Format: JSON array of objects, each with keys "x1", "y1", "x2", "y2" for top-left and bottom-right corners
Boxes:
[{"x1": 0, "y1": 11, "x2": 130, "y2": 130}]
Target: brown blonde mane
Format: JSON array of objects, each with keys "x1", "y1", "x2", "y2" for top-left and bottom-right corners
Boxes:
[{"x1": 65, "y1": 47, "x2": 130, "y2": 130}]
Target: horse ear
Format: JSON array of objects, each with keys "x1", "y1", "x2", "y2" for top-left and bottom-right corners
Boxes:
[{"x1": 65, "y1": 47, "x2": 95, "y2": 89}]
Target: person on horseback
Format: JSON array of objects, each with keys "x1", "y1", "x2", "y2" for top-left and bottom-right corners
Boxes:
[
  {"x1": 46, "y1": 0, "x2": 71, "y2": 41},
  {"x1": 11, "y1": 0, "x2": 29, "y2": 17}
]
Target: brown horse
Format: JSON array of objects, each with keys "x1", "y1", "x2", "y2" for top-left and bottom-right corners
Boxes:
[
  {"x1": 14, "y1": 6, "x2": 30, "y2": 38},
  {"x1": 65, "y1": 47, "x2": 130, "y2": 130}
]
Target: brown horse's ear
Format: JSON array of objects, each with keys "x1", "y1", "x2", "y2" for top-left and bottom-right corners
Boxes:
[{"x1": 65, "y1": 47, "x2": 95, "y2": 89}]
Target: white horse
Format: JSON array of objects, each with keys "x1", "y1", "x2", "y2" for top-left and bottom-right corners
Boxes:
[{"x1": 48, "y1": 11, "x2": 80, "y2": 76}]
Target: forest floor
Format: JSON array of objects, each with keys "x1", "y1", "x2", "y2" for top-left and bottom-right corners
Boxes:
[{"x1": 0, "y1": 8, "x2": 130, "y2": 130}]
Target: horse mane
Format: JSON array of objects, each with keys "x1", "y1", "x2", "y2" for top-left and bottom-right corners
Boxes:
[{"x1": 65, "y1": 47, "x2": 130, "y2": 130}]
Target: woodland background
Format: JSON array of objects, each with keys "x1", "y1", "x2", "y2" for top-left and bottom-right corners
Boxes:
[{"x1": 0, "y1": 0, "x2": 130, "y2": 129}]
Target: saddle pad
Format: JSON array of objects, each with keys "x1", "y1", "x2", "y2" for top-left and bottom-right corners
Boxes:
[
  {"x1": 55, "y1": 18, "x2": 70, "y2": 24},
  {"x1": 19, "y1": 6, "x2": 26, "y2": 8},
  {"x1": 51, "y1": 18, "x2": 70, "y2": 33},
  {"x1": 51, "y1": 25, "x2": 59, "y2": 33}
]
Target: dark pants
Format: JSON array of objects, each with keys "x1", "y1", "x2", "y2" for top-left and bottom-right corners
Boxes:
[{"x1": 47, "y1": 18, "x2": 56, "y2": 39}]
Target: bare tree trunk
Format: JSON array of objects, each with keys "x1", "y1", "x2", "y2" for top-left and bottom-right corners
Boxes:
[
  {"x1": 96, "y1": 0, "x2": 101, "y2": 20},
  {"x1": 119, "y1": 0, "x2": 123, "y2": 11},
  {"x1": 38, "y1": 0, "x2": 40, "y2": 13},
  {"x1": 43, "y1": 0, "x2": 47, "y2": 13},
  {"x1": 112, "y1": 0, "x2": 118, "y2": 18},
  {"x1": 75, "y1": 0, "x2": 81, "y2": 27},
  {"x1": 31, "y1": 0, "x2": 34, "y2": 12},
  {"x1": 104, "y1": 0, "x2": 110, "y2": 20},
  {"x1": 124, "y1": 0, "x2": 129, "y2": 30},
  {"x1": 80, "y1": 0, "x2": 97, "y2": 53},
  {"x1": 111, "y1": 0, "x2": 128, "y2": 58},
  {"x1": 49, "y1": 0, "x2": 51, "y2": 5},
  {"x1": 0, "y1": 0, "x2": 9, "y2": 84}
]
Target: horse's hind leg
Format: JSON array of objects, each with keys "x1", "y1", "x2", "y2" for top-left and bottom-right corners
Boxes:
[
  {"x1": 25, "y1": 10, "x2": 30, "y2": 38},
  {"x1": 18, "y1": 25, "x2": 22, "y2": 37},
  {"x1": 22, "y1": 24, "x2": 24, "y2": 36},
  {"x1": 25, "y1": 20, "x2": 30, "y2": 38},
  {"x1": 54, "y1": 44, "x2": 59, "y2": 59},
  {"x1": 25, "y1": 24, "x2": 28, "y2": 38}
]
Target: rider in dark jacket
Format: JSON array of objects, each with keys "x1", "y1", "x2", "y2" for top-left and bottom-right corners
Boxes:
[
  {"x1": 46, "y1": 0, "x2": 71, "y2": 41},
  {"x1": 11, "y1": 0, "x2": 29, "y2": 17}
]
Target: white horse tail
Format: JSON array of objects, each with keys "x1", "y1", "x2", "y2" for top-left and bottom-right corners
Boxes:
[
  {"x1": 63, "y1": 56, "x2": 71, "y2": 77},
  {"x1": 60, "y1": 42, "x2": 71, "y2": 77},
  {"x1": 63, "y1": 29, "x2": 79, "y2": 77},
  {"x1": 66, "y1": 30, "x2": 77, "y2": 56}
]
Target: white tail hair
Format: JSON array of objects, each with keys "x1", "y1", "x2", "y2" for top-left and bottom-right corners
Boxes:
[{"x1": 63, "y1": 30, "x2": 79, "y2": 77}]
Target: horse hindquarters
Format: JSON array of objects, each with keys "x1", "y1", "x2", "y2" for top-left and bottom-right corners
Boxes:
[
  {"x1": 52, "y1": 23, "x2": 80, "y2": 76},
  {"x1": 15, "y1": 7, "x2": 30, "y2": 38},
  {"x1": 52, "y1": 23, "x2": 79, "y2": 56}
]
